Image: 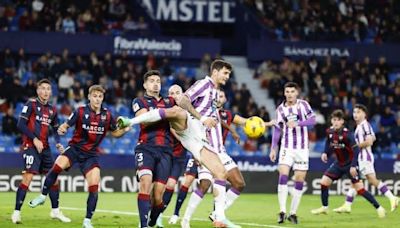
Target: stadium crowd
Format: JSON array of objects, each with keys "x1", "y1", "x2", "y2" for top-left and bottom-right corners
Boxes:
[
  {"x1": 245, "y1": 0, "x2": 400, "y2": 43},
  {"x1": 0, "y1": 0, "x2": 149, "y2": 35},
  {"x1": 0, "y1": 48, "x2": 270, "y2": 155},
  {"x1": 255, "y1": 55, "x2": 400, "y2": 157}
]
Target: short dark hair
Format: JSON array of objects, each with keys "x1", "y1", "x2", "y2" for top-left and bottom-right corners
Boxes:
[
  {"x1": 210, "y1": 59, "x2": 232, "y2": 73},
  {"x1": 284, "y1": 82, "x2": 299, "y2": 90},
  {"x1": 143, "y1": 70, "x2": 161, "y2": 81},
  {"x1": 331, "y1": 109, "x2": 345, "y2": 120},
  {"x1": 37, "y1": 79, "x2": 51, "y2": 87},
  {"x1": 354, "y1": 103, "x2": 368, "y2": 115}
]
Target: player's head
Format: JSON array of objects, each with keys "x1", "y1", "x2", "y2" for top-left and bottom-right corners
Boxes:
[
  {"x1": 168, "y1": 84, "x2": 183, "y2": 100},
  {"x1": 330, "y1": 109, "x2": 345, "y2": 130},
  {"x1": 36, "y1": 79, "x2": 52, "y2": 102},
  {"x1": 217, "y1": 89, "x2": 227, "y2": 108},
  {"x1": 353, "y1": 103, "x2": 368, "y2": 122},
  {"x1": 143, "y1": 70, "x2": 161, "y2": 95},
  {"x1": 88, "y1": 85, "x2": 105, "y2": 109},
  {"x1": 283, "y1": 82, "x2": 299, "y2": 104},
  {"x1": 210, "y1": 59, "x2": 232, "y2": 86}
]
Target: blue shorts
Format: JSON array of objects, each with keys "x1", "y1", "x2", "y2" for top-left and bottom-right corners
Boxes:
[
  {"x1": 324, "y1": 162, "x2": 360, "y2": 184},
  {"x1": 185, "y1": 157, "x2": 198, "y2": 177},
  {"x1": 135, "y1": 145, "x2": 172, "y2": 184},
  {"x1": 22, "y1": 147, "x2": 53, "y2": 174},
  {"x1": 169, "y1": 155, "x2": 190, "y2": 181},
  {"x1": 62, "y1": 145, "x2": 100, "y2": 176}
]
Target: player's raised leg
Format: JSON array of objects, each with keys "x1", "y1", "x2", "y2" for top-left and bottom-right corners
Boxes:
[{"x1": 29, "y1": 154, "x2": 71, "y2": 207}]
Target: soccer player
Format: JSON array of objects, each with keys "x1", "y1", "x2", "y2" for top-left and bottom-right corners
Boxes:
[
  {"x1": 154, "y1": 84, "x2": 189, "y2": 228},
  {"x1": 333, "y1": 104, "x2": 398, "y2": 213},
  {"x1": 311, "y1": 109, "x2": 386, "y2": 218},
  {"x1": 118, "y1": 60, "x2": 235, "y2": 228},
  {"x1": 11, "y1": 79, "x2": 71, "y2": 224},
  {"x1": 269, "y1": 82, "x2": 316, "y2": 224},
  {"x1": 29, "y1": 85, "x2": 130, "y2": 228}
]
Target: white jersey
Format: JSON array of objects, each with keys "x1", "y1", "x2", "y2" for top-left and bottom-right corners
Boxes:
[
  {"x1": 275, "y1": 99, "x2": 315, "y2": 150},
  {"x1": 354, "y1": 119, "x2": 375, "y2": 163},
  {"x1": 184, "y1": 76, "x2": 224, "y2": 154}
]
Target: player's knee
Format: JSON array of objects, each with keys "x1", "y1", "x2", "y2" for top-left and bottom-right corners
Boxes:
[
  {"x1": 233, "y1": 180, "x2": 246, "y2": 192},
  {"x1": 22, "y1": 173, "x2": 34, "y2": 185},
  {"x1": 214, "y1": 168, "x2": 228, "y2": 180},
  {"x1": 199, "y1": 179, "x2": 212, "y2": 193}
]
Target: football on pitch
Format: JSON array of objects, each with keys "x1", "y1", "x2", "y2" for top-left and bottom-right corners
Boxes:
[{"x1": 243, "y1": 116, "x2": 266, "y2": 139}]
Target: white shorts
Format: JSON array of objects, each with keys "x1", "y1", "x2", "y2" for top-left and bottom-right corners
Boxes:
[
  {"x1": 198, "y1": 152, "x2": 237, "y2": 181},
  {"x1": 174, "y1": 112, "x2": 210, "y2": 162},
  {"x1": 278, "y1": 148, "x2": 309, "y2": 171},
  {"x1": 358, "y1": 160, "x2": 375, "y2": 178}
]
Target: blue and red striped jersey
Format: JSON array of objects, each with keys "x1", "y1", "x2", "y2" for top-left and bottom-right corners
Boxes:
[
  {"x1": 67, "y1": 104, "x2": 117, "y2": 153},
  {"x1": 172, "y1": 136, "x2": 187, "y2": 158},
  {"x1": 20, "y1": 98, "x2": 59, "y2": 149},
  {"x1": 324, "y1": 127, "x2": 358, "y2": 167},
  {"x1": 132, "y1": 94, "x2": 175, "y2": 150},
  {"x1": 219, "y1": 109, "x2": 234, "y2": 144}
]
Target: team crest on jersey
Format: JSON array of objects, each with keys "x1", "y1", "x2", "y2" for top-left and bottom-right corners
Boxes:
[
  {"x1": 339, "y1": 135, "x2": 343, "y2": 140},
  {"x1": 329, "y1": 134, "x2": 333, "y2": 138},
  {"x1": 49, "y1": 109, "x2": 53, "y2": 115},
  {"x1": 164, "y1": 99, "x2": 170, "y2": 104},
  {"x1": 101, "y1": 114, "x2": 107, "y2": 120},
  {"x1": 37, "y1": 107, "x2": 41, "y2": 111},
  {"x1": 85, "y1": 114, "x2": 89, "y2": 119}
]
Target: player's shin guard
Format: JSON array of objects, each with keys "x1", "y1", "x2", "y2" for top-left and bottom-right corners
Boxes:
[
  {"x1": 321, "y1": 184, "x2": 329, "y2": 207},
  {"x1": 138, "y1": 193, "x2": 151, "y2": 228},
  {"x1": 225, "y1": 187, "x2": 241, "y2": 210},
  {"x1": 49, "y1": 184, "x2": 60, "y2": 209},
  {"x1": 277, "y1": 175, "x2": 288, "y2": 213},
  {"x1": 345, "y1": 188, "x2": 356, "y2": 206},
  {"x1": 183, "y1": 189, "x2": 204, "y2": 221},
  {"x1": 15, "y1": 183, "x2": 28, "y2": 210},
  {"x1": 174, "y1": 185, "x2": 189, "y2": 216},
  {"x1": 358, "y1": 188, "x2": 380, "y2": 209},
  {"x1": 42, "y1": 164, "x2": 63, "y2": 195},
  {"x1": 290, "y1": 181, "x2": 304, "y2": 215},
  {"x1": 378, "y1": 182, "x2": 395, "y2": 199},
  {"x1": 86, "y1": 185, "x2": 98, "y2": 219},
  {"x1": 162, "y1": 187, "x2": 174, "y2": 211},
  {"x1": 213, "y1": 179, "x2": 227, "y2": 221}
]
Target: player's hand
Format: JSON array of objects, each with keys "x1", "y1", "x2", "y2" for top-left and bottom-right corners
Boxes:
[
  {"x1": 264, "y1": 119, "x2": 277, "y2": 127},
  {"x1": 56, "y1": 143, "x2": 65, "y2": 154},
  {"x1": 365, "y1": 135, "x2": 374, "y2": 145},
  {"x1": 350, "y1": 167, "x2": 358, "y2": 178},
  {"x1": 232, "y1": 131, "x2": 240, "y2": 144},
  {"x1": 321, "y1": 153, "x2": 328, "y2": 163},
  {"x1": 287, "y1": 120, "x2": 298, "y2": 128},
  {"x1": 33, "y1": 137, "x2": 44, "y2": 153},
  {"x1": 269, "y1": 149, "x2": 277, "y2": 162},
  {"x1": 57, "y1": 124, "x2": 68, "y2": 135},
  {"x1": 202, "y1": 117, "x2": 217, "y2": 128}
]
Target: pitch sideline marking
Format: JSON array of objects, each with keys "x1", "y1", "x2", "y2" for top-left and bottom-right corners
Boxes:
[{"x1": 60, "y1": 206, "x2": 291, "y2": 228}]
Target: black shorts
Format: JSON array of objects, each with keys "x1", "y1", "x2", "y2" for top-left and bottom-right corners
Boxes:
[
  {"x1": 22, "y1": 147, "x2": 53, "y2": 174},
  {"x1": 135, "y1": 145, "x2": 172, "y2": 184},
  {"x1": 62, "y1": 145, "x2": 100, "y2": 176},
  {"x1": 169, "y1": 155, "x2": 190, "y2": 181},
  {"x1": 324, "y1": 162, "x2": 360, "y2": 184},
  {"x1": 184, "y1": 157, "x2": 198, "y2": 177}
]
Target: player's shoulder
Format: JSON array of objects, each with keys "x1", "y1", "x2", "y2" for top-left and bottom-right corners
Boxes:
[
  {"x1": 298, "y1": 99, "x2": 311, "y2": 106},
  {"x1": 25, "y1": 98, "x2": 36, "y2": 105}
]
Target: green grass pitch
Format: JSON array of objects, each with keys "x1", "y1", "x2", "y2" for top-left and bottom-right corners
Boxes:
[{"x1": 0, "y1": 192, "x2": 399, "y2": 228}]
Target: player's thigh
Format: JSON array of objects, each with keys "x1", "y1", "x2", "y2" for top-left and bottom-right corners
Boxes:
[
  {"x1": 227, "y1": 167, "x2": 246, "y2": 190},
  {"x1": 169, "y1": 157, "x2": 185, "y2": 183},
  {"x1": 199, "y1": 148, "x2": 226, "y2": 180},
  {"x1": 323, "y1": 163, "x2": 342, "y2": 182},
  {"x1": 85, "y1": 167, "x2": 101, "y2": 186},
  {"x1": 21, "y1": 172, "x2": 34, "y2": 186},
  {"x1": 358, "y1": 161, "x2": 375, "y2": 179},
  {"x1": 58, "y1": 146, "x2": 78, "y2": 170},
  {"x1": 365, "y1": 173, "x2": 380, "y2": 186},
  {"x1": 135, "y1": 148, "x2": 155, "y2": 179}
]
